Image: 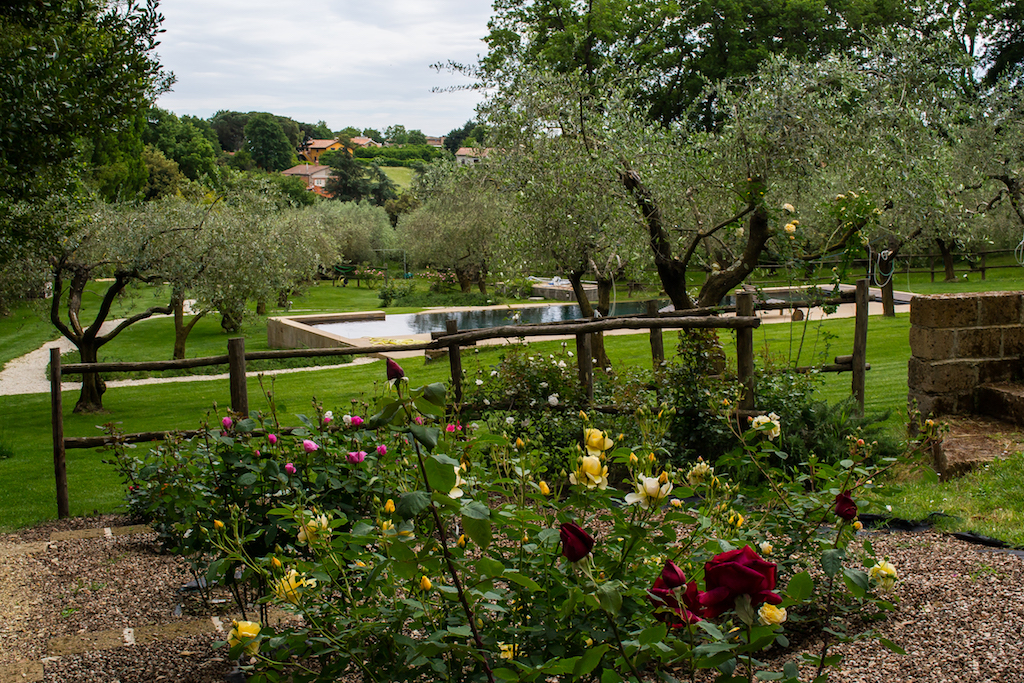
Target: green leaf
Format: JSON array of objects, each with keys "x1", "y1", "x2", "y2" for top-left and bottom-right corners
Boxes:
[
  {"x1": 410, "y1": 424, "x2": 440, "y2": 451},
  {"x1": 463, "y1": 515, "x2": 492, "y2": 548},
  {"x1": 821, "y1": 548, "x2": 845, "y2": 577},
  {"x1": 786, "y1": 571, "x2": 814, "y2": 601},
  {"x1": 425, "y1": 453, "x2": 459, "y2": 493},
  {"x1": 504, "y1": 571, "x2": 541, "y2": 592},
  {"x1": 783, "y1": 661, "x2": 800, "y2": 680},
  {"x1": 461, "y1": 500, "x2": 491, "y2": 520},
  {"x1": 842, "y1": 568, "x2": 869, "y2": 598},
  {"x1": 413, "y1": 396, "x2": 445, "y2": 416},
  {"x1": 237, "y1": 472, "x2": 258, "y2": 486},
  {"x1": 367, "y1": 400, "x2": 402, "y2": 428},
  {"x1": 878, "y1": 638, "x2": 906, "y2": 655},
  {"x1": 573, "y1": 643, "x2": 609, "y2": 678},
  {"x1": 422, "y1": 382, "x2": 448, "y2": 406},
  {"x1": 601, "y1": 669, "x2": 624, "y2": 683},
  {"x1": 236, "y1": 418, "x2": 258, "y2": 432},
  {"x1": 475, "y1": 557, "x2": 504, "y2": 577},
  {"x1": 596, "y1": 582, "x2": 622, "y2": 616},
  {"x1": 396, "y1": 491, "x2": 431, "y2": 520},
  {"x1": 638, "y1": 623, "x2": 668, "y2": 647}
]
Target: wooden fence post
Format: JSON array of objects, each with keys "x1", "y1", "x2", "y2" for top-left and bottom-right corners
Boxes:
[
  {"x1": 647, "y1": 300, "x2": 664, "y2": 370},
  {"x1": 576, "y1": 333, "x2": 594, "y2": 403},
  {"x1": 228, "y1": 337, "x2": 249, "y2": 417},
  {"x1": 50, "y1": 347, "x2": 69, "y2": 519},
  {"x1": 446, "y1": 320, "x2": 463, "y2": 404},
  {"x1": 852, "y1": 279, "x2": 869, "y2": 416},
  {"x1": 736, "y1": 292, "x2": 755, "y2": 411}
]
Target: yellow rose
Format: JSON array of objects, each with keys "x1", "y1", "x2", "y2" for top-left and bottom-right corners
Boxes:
[
  {"x1": 297, "y1": 513, "x2": 329, "y2": 545},
  {"x1": 274, "y1": 569, "x2": 310, "y2": 604},
  {"x1": 624, "y1": 475, "x2": 673, "y2": 510},
  {"x1": 228, "y1": 620, "x2": 261, "y2": 655},
  {"x1": 583, "y1": 428, "x2": 613, "y2": 456},
  {"x1": 420, "y1": 575, "x2": 432, "y2": 591},
  {"x1": 498, "y1": 642, "x2": 518, "y2": 660},
  {"x1": 570, "y1": 454, "x2": 609, "y2": 490},
  {"x1": 758, "y1": 604, "x2": 787, "y2": 626},
  {"x1": 384, "y1": 499, "x2": 396, "y2": 514},
  {"x1": 538, "y1": 480, "x2": 551, "y2": 496},
  {"x1": 213, "y1": 520, "x2": 224, "y2": 530},
  {"x1": 869, "y1": 560, "x2": 898, "y2": 591}
]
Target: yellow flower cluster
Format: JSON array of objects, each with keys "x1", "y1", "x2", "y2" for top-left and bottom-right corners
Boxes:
[
  {"x1": 625, "y1": 475, "x2": 673, "y2": 510},
  {"x1": 751, "y1": 412, "x2": 781, "y2": 440},
  {"x1": 297, "y1": 512, "x2": 330, "y2": 545},
  {"x1": 570, "y1": 454, "x2": 609, "y2": 490},
  {"x1": 275, "y1": 569, "x2": 315, "y2": 604},
  {"x1": 686, "y1": 459, "x2": 714, "y2": 487}
]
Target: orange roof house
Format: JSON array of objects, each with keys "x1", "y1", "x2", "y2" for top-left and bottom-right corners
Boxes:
[
  {"x1": 299, "y1": 138, "x2": 346, "y2": 164},
  {"x1": 282, "y1": 164, "x2": 333, "y2": 196}
]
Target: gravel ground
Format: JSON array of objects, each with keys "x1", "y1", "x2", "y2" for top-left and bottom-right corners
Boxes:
[{"x1": 2, "y1": 515, "x2": 1022, "y2": 683}]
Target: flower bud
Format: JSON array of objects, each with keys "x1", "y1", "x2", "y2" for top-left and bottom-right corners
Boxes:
[
  {"x1": 419, "y1": 576, "x2": 432, "y2": 591},
  {"x1": 538, "y1": 481, "x2": 551, "y2": 496},
  {"x1": 384, "y1": 499, "x2": 396, "y2": 514},
  {"x1": 214, "y1": 520, "x2": 224, "y2": 530},
  {"x1": 457, "y1": 534, "x2": 467, "y2": 548},
  {"x1": 658, "y1": 471, "x2": 669, "y2": 485}
]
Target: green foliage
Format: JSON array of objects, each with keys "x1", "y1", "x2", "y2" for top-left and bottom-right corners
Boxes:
[
  {"x1": 322, "y1": 150, "x2": 398, "y2": 206},
  {"x1": 377, "y1": 280, "x2": 415, "y2": 308},
  {"x1": 0, "y1": 0, "x2": 169, "y2": 267},
  {"x1": 244, "y1": 113, "x2": 295, "y2": 172},
  {"x1": 113, "y1": 368, "x2": 912, "y2": 682}
]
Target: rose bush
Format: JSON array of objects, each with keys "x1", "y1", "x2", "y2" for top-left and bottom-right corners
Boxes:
[{"x1": 110, "y1": 360, "x2": 919, "y2": 683}]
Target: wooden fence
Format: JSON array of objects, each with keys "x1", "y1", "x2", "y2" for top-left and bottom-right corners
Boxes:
[{"x1": 49, "y1": 282, "x2": 871, "y2": 518}]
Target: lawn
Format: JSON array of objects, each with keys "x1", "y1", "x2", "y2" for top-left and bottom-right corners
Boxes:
[{"x1": 2, "y1": 266, "x2": 1024, "y2": 541}]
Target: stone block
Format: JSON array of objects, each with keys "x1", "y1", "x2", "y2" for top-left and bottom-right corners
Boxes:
[
  {"x1": 1002, "y1": 327, "x2": 1024, "y2": 357},
  {"x1": 908, "y1": 391, "x2": 966, "y2": 417},
  {"x1": 955, "y1": 328, "x2": 1002, "y2": 358},
  {"x1": 907, "y1": 357, "x2": 977, "y2": 394},
  {"x1": 977, "y1": 358, "x2": 1019, "y2": 384},
  {"x1": 977, "y1": 291, "x2": 1024, "y2": 326},
  {"x1": 910, "y1": 293, "x2": 979, "y2": 329},
  {"x1": 909, "y1": 326, "x2": 956, "y2": 360},
  {"x1": 977, "y1": 383, "x2": 1024, "y2": 426}
]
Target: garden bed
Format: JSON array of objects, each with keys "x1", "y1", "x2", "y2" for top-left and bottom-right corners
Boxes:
[{"x1": 0, "y1": 515, "x2": 1021, "y2": 682}]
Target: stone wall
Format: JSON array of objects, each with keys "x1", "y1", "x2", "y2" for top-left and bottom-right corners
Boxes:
[{"x1": 908, "y1": 291, "x2": 1024, "y2": 415}]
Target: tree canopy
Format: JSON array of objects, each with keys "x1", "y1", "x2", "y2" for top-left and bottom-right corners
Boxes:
[{"x1": 0, "y1": 0, "x2": 170, "y2": 267}]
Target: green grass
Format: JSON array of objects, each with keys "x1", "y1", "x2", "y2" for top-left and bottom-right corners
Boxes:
[
  {"x1": 3, "y1": 266, "x2": 1024, "y2": 539},
  {"x1": 381, "y1": 166, "x2": 414, "y2": 189},
  {"x1": 869, "y1": 450, "x2": 1024, "y2": 548}
]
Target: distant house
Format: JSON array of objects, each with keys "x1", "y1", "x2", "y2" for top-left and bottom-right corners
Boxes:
[
  {"x1": 299, "y1": 139, "x2": 346, "y2": 164},
  {"x1": 455, "y1": 147, "x2": 492, "y2": 165},
  {"x1": 281, "y1": 164, "x2": 333, "y2": 196},
  {"x1": 424, "y1": 135, "x2": 446, "y2": 148},
  {"x1": 350, "y1": 136, "x2": 382, "y2": 148}
]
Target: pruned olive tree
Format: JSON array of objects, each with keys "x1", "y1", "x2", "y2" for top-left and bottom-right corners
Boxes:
[
  {"x1": 397, "y1": 161, "x2": 505, "y2": 294},
  {"x1": 49, "y1": 200, "x2": 202, "y2": 412}
]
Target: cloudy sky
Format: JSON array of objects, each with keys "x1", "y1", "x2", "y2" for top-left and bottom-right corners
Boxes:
[{"x1": 154, "y1": 1, "x2": 494, "y2": 136}]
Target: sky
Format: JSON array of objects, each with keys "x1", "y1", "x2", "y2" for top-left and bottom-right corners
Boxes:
[{"x1": 154, "y1": 1, "x2": 494, "y2": 137}]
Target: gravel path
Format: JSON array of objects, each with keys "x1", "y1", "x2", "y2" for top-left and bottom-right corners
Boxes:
[{"x1": 1, "y1": 516, "x2": 1021, "y2": 683}]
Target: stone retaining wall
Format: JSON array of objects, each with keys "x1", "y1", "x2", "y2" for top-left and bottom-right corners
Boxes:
[{"x1": 908, "y1": 291, "x2": 1024, "y2": 415}]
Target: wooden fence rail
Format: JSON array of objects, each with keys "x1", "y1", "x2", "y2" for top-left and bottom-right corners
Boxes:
[{"x1": 49, "y1": 282, "x2": 871, "y2": 517}]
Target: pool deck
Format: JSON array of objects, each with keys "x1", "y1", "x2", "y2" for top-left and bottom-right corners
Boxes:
[{"x1": 269, "y1": 285, "x2": 913, "y2": 361}]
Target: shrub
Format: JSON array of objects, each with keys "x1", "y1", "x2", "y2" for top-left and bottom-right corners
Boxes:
[{"x1": 109, "y1": 361, "x2": 924, "y2": 682}]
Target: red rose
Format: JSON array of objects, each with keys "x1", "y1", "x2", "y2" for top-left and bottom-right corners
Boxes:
[
  {"x1": 650, "y1": 560, "x2": 703, "y2": 626},
  {"x1": 559, "y1": 522, "x2": 595, "y2": 562},
  {"x1": 386, "y1": 358, "x2": 405, "y2": 381},
  {"x1": 834, "y1": 491, "x2": 858, "y2": 521},
  {"x1": 700, "y1": 545, "x2": 782, "y2": 618}
]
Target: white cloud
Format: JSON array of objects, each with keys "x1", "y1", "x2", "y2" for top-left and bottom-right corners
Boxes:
[{"x1": 154, "y1": 0, "x2": 491, "y2": 134}]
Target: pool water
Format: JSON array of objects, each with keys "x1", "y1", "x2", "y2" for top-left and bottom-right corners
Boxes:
[{"x1": 314, "y1": 300, "x2": 665, "y2": 338}]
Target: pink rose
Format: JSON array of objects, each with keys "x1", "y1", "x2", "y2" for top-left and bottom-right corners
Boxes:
[
  {"x1": 351, "y1": 416, "x2": 364, "y2": 427},
  {"x1": 414, "y1": 416, "x2": 424, "y2": 425},
  {"x1": 347, "y1": 451, "x2": 366, "y2": 464},
  {"x1": 222, "y1": 417, "x2": 233, "y2": 430},
  {"x1": 268, "y1": 433, "x2": 278, "y2": 445},
  {"x1": 285, "y1": 463, "x2": 296, "y2": 475},
  {"x1": 376, "y1": 444, "x2": 387, "y2": 456},
  {"x1": 303, "y1": 440, "x2": 319, "y2": 453}
]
